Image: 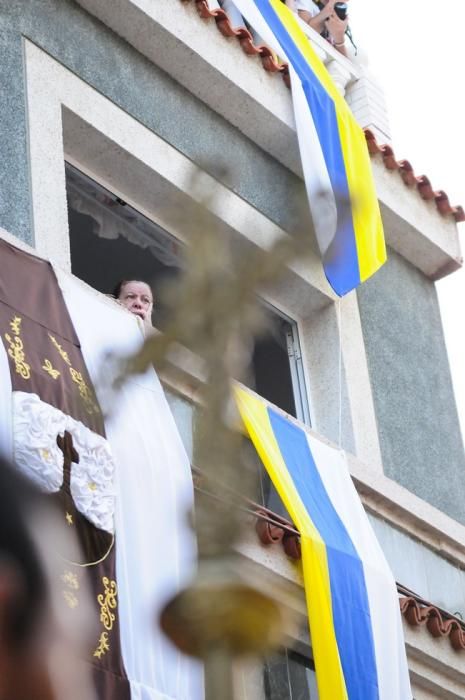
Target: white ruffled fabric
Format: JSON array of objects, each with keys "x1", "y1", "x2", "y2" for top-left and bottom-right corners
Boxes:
[
  {"x1": 12, "y1": 392, "x2": 115, "y2": 534},
  {"x1": 0, "y1": 338, "x2": 12, "y2": 459}
]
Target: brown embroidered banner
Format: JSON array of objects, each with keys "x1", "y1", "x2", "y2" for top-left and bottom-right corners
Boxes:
[
  {"x1": 0, "y1": 305, "x2": 105, "y2": 435},
  {"x1": 0, "y1": 238, "x2": 130, "y2": 700},
  {"x1": 0, "y1": 240, "x2": 78, "y2": 343}
]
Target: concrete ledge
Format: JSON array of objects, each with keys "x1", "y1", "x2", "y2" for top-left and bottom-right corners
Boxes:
[
  {"x1": 75, "y1": 0, "x2": 300, "y2": 175},
  {"x1": 348, "y1": 452, "x2": 465, "y2": 567},
  {"x1": 405, "y1": 624, "x2": 465, "y2": 699}
]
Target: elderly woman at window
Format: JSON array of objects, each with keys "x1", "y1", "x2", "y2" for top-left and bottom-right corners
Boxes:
[{"x1": 112, "y1": 280, "x2": 154, "y2": 328}]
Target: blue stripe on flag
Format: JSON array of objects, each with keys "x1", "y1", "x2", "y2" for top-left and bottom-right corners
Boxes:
[
  {"x1": 300, "y1": 79, "x2": 360, "y2": 293},
  {"x1": 268, "y1": 407, "x2": 379, "y2": 700}
]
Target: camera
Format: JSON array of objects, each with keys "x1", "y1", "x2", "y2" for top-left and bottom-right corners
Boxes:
[{"x1": 334, "y1": 2, "x2": 348, "y2": 20}]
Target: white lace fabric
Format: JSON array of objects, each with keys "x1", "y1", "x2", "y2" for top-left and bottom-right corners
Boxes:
[{"x1": 13, "y1": 391, "x2": 115, "y2": 534}]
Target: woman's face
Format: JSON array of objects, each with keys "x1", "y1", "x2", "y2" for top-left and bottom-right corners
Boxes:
[{"x1": 118, "y1": 281, "x2": 153, "y2": 322}]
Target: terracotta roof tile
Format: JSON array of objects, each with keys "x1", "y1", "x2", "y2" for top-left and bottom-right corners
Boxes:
[
  {"x1": 255, "y1": 508, "x2": 301, "y2": 559},
  {"x1": 365, "y1": 130, "x2": 465, "y2": 222},
  {"x1": 183, "y1": 0, "x2": 464, "y2": 223},
  {"x1": 400, "y1": 596, "x2": 465, "y2": 651},
  {"x1": 254, "y1": 511, "x2": 465, "y2": 650}
]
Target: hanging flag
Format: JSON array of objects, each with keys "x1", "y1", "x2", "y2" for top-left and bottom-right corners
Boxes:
[
  {"x1": 235, "y1": 387, "x2": 412, "y2": 700},
  {"x1": 230, "y1": 0, "x2": 386, "y2": 296}
]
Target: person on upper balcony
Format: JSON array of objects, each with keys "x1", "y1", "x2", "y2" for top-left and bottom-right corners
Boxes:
[{"x1": 296, "y1": 0, "x2": 350, "y2": 57}]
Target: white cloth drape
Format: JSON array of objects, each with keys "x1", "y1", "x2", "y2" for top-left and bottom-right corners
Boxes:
[
  {"x1": 219, "y1": 0, "x2": 247, "y2": 28},
  {"x1": 0, "y1": 339, "x2": 12, "y2": 460},
  {"x1": 54, "y1": 269, "x2": 203, "y2": 700}
]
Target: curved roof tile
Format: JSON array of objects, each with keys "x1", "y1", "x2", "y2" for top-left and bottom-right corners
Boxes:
[
  {"x1": 365, "y1": 130, "x2": 465, "y2": 222},
  {"x1": 400, "y1": 596, "x2": 465, "y2": 651},
  {"x1": 253, "y1": 509, "x2": 465, "y2": 650},
  {"x1": 185, "y1": 0, "x2": 464, "y2": 222}
]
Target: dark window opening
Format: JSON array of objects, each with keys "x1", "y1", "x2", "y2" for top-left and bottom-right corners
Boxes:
[
  {"x1": 65, "y1": 163, "x2": 182, "y2": 328},
  {"x1": 251, "y1": 310, "x2": 297, "y2": 418},
  {"x1": 264, "y1": 649, "x2": 318, "y2": 700},
  {"x1": 248, "y1": 305, "x2": 310, "y2": 426}
]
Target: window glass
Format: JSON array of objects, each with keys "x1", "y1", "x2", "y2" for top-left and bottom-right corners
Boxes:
[
  {"x1": 264, "y1": 649, "x2": 318, "y2": 700},
  {"x1": 245, "y1": 305, "x2": 310, "y2": 517},
  {"x1": 248, "y1": 305, "x2": 310, "y2": 425},
  {"x1": 165, "y1": 389, "x2": 194, "y2": 461},
  {"x1": 251, "y1": 311, "x2": 297, "y2": 417}
]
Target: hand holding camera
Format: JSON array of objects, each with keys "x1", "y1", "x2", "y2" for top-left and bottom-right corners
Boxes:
[
  {"x1": 334, "y1": 2, "x2": 348, "y2": 20},
  {"x1": 325, "y1": 0, "x2": 349, "y2": 47}
]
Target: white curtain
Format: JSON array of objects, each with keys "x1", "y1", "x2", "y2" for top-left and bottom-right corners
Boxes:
[
  {"x1": 0, "y1": 339, "x2": 12, "y2": 460},
  {"x1": 66, "y1": 175, "x2": 180, "y2": 268},
  {"x1": 54, "y1": 269, "x2": 203, "y2": 700}
]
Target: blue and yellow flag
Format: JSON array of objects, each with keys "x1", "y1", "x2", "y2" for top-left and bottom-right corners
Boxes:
[
  {"x1": 236, "y1": 388, "x2": 412, "y2": 700},
  {"x1": 231, "y1": 0, "x2": 386, "y2": 295}
]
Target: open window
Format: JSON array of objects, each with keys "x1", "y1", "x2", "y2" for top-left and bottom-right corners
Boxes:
[
  {"x1": 66, "y1": 164, "x2": 310, "y2": 517},
  {"x1": 244, "y1": 305, "x2": 310, "y2": 517},
  {"x1": 250, "y1": 305, "x2": 310, "y2": 425},
  {"x1": 65, "y1": 162, "x2": 182, "y2": 327},
  {"x1": 66, "y1": 165, "x2": 309, "y2": 419}
]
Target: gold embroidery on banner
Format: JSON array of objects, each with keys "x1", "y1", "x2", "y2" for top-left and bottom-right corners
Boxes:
[
  {"x1": 63, "y1": 590, "x2": 78, "y2": 609},
  {"x1": 97, "y1": 577, "x2": 117, "y2": 631},
  {"x1": 93, "y1": 578, "x2": 117, "y2": 660},
  {"x1": 69, "y1": 368, "x2": 100, "y2": 416},
  {"x1": 48, "y1": 333, "x2": 71, "y2": 365},
  {"x1": 88, "y1": 481, "x2": 97, "y2": 491},
  {"x1": 61, "y1": 569, "x2": 79, "y2": 611},
  {"x1": 65, "y1": 512, "x2": 74, "y2": 526},
  {"x1": 61, "y1": 571, "x2": 79, "y2": 590},
  {"x1": 93, "y1": 632, "x2": 110, "y2": 659},
  {"x1": 42, "y1": 358, "x2": 60, "y2": 379},
  {"x1": 10, "y1": 316, "x2": 21, "y2": 335},
  {"x1": 4, "y1": 334, "x2": 30, "y2": 379},
  {"x1": 4, "y1": 315, "x2": 30, "y2": 380}
]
